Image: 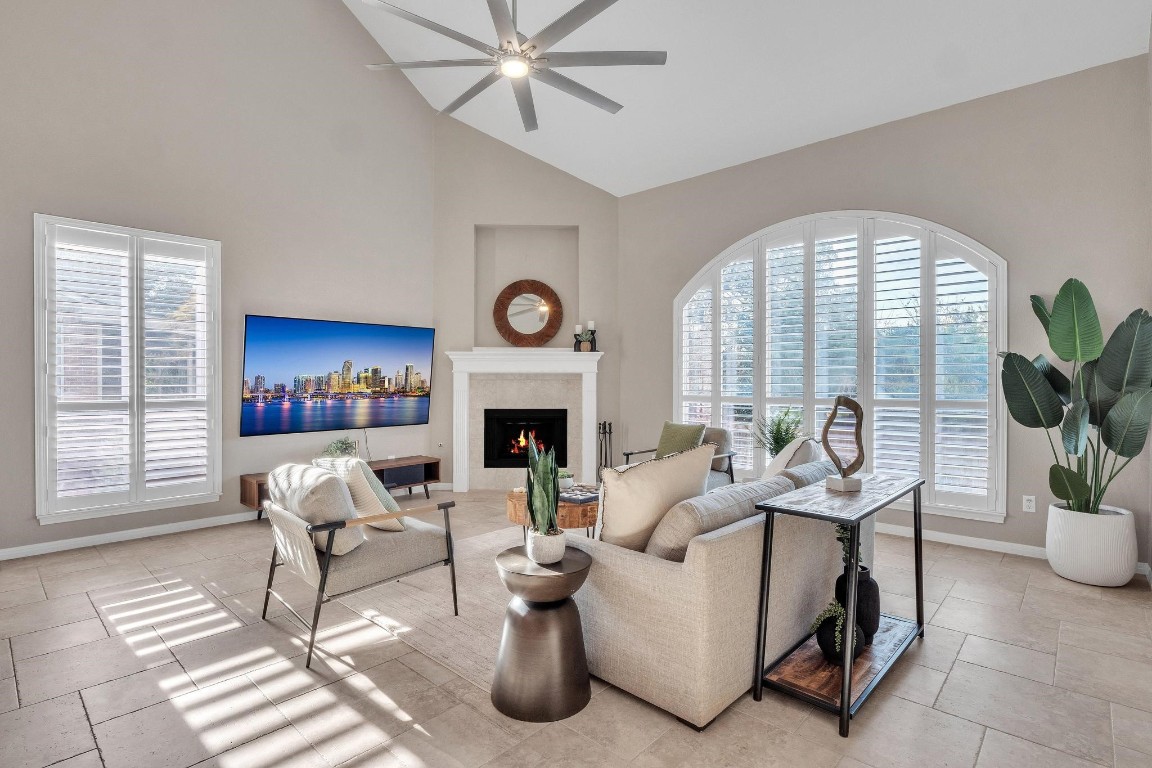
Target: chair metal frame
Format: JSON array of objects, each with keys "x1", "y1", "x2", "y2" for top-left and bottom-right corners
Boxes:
[
  {"x1": 262, "y1": 499, "x2": 458, "y2": 668},
  {"x1": 621, "y1": 447, "x2": 737, "y2": 485}
]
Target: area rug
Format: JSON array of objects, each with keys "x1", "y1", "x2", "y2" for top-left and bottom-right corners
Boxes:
[{"x1": 338, "y1": 526, "x2": 525, "y2": 691}]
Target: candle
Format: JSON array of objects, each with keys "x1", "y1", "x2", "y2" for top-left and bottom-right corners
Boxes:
[
  {"x1": 587, "y1": 320, "x2": 596, "y2": 331},
  {"x1": 575, "y1": 324, "x2": 583, "y2": 334}
]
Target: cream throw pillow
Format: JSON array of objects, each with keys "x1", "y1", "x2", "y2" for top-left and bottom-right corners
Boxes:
[
  {"x1": 761, "y1": 437, "x2": 823, "y2": 479},
  {"x1": 598, "y1": 443, "x2": 715, "y2": 551},
  {"x1": 313, "y1": 457, "x2": 405, "y2": 531}
]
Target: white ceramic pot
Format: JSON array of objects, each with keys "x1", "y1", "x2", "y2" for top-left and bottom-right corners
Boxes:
[
  {"x1": 1046, "y1": 503, "x2": 1137, "y2": 587},
  {"x1": 526, "y1": 529, "x2": 567, "y2": 565},
  {"x1": 559, "y1": 477, "x2": 575, "y2": 490}
]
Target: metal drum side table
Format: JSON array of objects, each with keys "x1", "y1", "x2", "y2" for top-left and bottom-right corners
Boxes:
[{"x1": 491, "y1": 546, "x2": 593, "y2": 722}]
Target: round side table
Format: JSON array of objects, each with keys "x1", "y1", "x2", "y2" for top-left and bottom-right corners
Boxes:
[{"x1": 491, "y1": 546, "x2": 593, "y2": 722}]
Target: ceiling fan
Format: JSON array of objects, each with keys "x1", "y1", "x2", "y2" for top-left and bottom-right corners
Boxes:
[{"x1": 364, "y1": 0, "x2": 667, "y2": 131}]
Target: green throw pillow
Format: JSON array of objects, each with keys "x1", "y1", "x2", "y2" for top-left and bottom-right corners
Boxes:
[{"x1": 655, "y1": 421, "x2": 706, "y2": 458}]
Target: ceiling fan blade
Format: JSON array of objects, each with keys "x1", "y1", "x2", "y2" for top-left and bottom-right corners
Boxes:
[
  {"x1": 486, "y1": 0, "x2": 520, "y2": 51},
  {"x1": 532, "y1": 68, "x2": 622, "y2": 114},
  {"x1": 368, "y1": 1, "x2": 498, "y2": 55},
  {"x1": 442, "y1": 71, "x2": 502, "y2": 115},
  {"x1": 366, "y1": 59, "x2": 495, "y2": 70},
  {"x1": 510, "y1": 77, "x2": 539, "y2": 132},
  {"x1": 542, "y1": 51, "x2": 667, "y2": 67},
  {"x1": 523, "y1": 0, "x2": 621, "y2": 54}
]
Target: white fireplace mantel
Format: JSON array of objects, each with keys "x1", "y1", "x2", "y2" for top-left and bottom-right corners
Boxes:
[{"x1": 445, "y1": 348, "x2": 603, "y2": 491}]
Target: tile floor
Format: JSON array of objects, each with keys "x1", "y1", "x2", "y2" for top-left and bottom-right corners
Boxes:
[{"x1": 2, "y1": 490, "x2": 1151, "y2": 767}]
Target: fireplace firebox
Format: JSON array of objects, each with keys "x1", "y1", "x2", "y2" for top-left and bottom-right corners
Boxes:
[{"x1": 483, "y1": 408, "x2": 568, "y2": 469}]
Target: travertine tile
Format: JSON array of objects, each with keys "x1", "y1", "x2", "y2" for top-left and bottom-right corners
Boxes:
[
  {"x1": 151, "y1": 555, "x2": 262, "y2": 592},
  {"x1": 974, "y1": 728, "x2": 1100, "y2": 767},
  {"x1": 171, "y1": 616, "x2": 306, "y2": 687},
  {"x1": 398, "y1": 649, "x2": 461, "y2": 685},
  {"x1": 879, "y1": 591, "x2": 940, "y2": 623},
  {"x1": 0, "y1": 638, "x2": 12, "y2": 679},
  {"x1": 928, "y1": 558, "x2": 1031, "y2": 591},
  {"x1": 482, "y1": 722, "x2": 629, "y2": 768},
  {"x1": 957, "y1": 634, "x2": 1056, "y2": 684},
  {"x1": 386, "y1": 702, "x2": 519, "y2": 768},
  {"x1": 705, "y1": 709, "x2": 844, "y2": 767},
  {"x1": 88, "y1": 578, "x2": 173, "y2": 635},
  {"x1": 1112, "y1": 703, "x2": 1152, "y2": 757},
  {"x1": 947, "y1": 579, "x2": 1025, "y2": 609},
  {"x1": 871, "y1": 567, "x2": 954, "y2": 604},
  {"x1": 0, "y1": 676, "x2": 17, "y2": 714},
  {"x1": 875, "y1": 535, "x2": 949, "y2": 559},
  {"x1": 28, "y1": 547, "x2": 107, "y2": 578},
  {"x1": 1060, "y1": 622, "x2": 1152, "y2": 667},
  {"x1": 876, "y1": 661, "x2": 947, "y2": 706},
  {"x1": 153, "y1": 604, "x2": 245, "y2": 647},
  {"x1": 1115, "y1": 746, "x2": 1152, "y2": 768},
  {"x1": 0, "y1": 693, "x2": 95, "y2": 768},
  {"x1": 1022, "y1": 585, "x2": 1149, "y2": 638},
  {"x1": 941, "y1": 546, "x2": 1004, "y2": 565},
  {"x1": 51, "y1": 751, "x2": 105, "y2": 768},
  {"x1": 901, "y1": 625, "x2": 965, "y2": 673},
  {"x1": 936, "y1": 661, "x2": 1112, "y2": 765},
  {"x1": 82, "y1": 661, "x2": 197, "y2": 724},
  {"x1": 0, "y1": 584, "x2": 46, "y2": 612},
  {"x1": 16, "y1": 627, "x2": 173, "y2": 705},
  {"x1": 10, "y1": 616, "x2": 108, "y2": 660},
  {"x1": 561, "y1": 685, "x2": 676, "y2": 761},
  {"x1": 998, "y1": 553, "x2": 1054, "y2": 574},
  {"x1": 94, "y1": 673, "x2": 290, "y2": 768},
  {"x1": 1055, "y1": 643, "x2": 1152, "y2": 712},
  {"x1": 0, "y1": 568, "x2": 43, "y2": 595},
  {"x1": 42, "y1": 561, "x2": 154, "y2": 599},
  {"x1": 795, "y1": 693, "x2": 984, "y2": 768},
  {"x1": 438, "y1": 677, "x2": 547, "y2": 740},
  {"x1": 732, "y1": 688, "x2": 816, "y2": 732},
  {"x1": 931, "y1": 597, "x2": 1060, "y2": 653},
  {"x1": 190, "y1": 724, "x2": 329, "y2": 768},
  {"x1": 0, "y1": 592, "x2": 96, "y2": 639}
]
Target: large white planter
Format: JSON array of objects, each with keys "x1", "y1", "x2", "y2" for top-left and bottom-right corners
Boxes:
[
  {"x1": 1046, "y1": 503, "x2": 1137, "y2": 587},
  {"x1": 526, "y1": 529, "x2": 567, "y2": 565}
]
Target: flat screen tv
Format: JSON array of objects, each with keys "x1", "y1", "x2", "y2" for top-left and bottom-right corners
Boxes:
[{"x1": 241, "y1": 315, "x2": 434, "y2": 437}]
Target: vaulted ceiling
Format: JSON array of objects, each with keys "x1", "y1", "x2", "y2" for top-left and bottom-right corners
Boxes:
[{"x1": 343, "y1": 0, "x2": 1152, "y2": 196}]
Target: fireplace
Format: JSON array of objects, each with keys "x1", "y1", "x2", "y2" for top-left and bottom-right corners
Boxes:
[{"x1": 484, "y1": 408, "x2": 568, "y2": 469}]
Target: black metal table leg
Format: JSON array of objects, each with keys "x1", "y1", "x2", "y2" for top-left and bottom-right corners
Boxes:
[
  {"x1": 753, "y1": 509, "x2": 776, "y2": 700},
  {"x1": 839, "y1": 524, "x2": 861, "y2": 736},
  {"x1": 913, "y1": 486, "x2": 925, "y2": 636}
]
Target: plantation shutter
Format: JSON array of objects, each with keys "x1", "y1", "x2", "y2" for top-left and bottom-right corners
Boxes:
[
  {"x1": 36, "y1": 216, "x2": 221, "y2": 522},
  {"x1": 680, "y1": 285, "x2": 713, "y2": 425},
  {"x1": 720, "y1": 255, "x2": 755, "y2": 468}
]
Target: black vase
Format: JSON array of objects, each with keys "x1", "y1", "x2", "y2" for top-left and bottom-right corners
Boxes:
[
  {"x1": 835, "y1": 565, "x2": 881, "y2": 645},
  {"x1": 815, "y1": 616, "x2": 866, "y2": 666}
]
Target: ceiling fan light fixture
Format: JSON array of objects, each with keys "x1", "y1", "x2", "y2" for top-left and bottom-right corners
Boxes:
[{"x1": 499, "y1": 55, "x2": 531, "y2": 78}]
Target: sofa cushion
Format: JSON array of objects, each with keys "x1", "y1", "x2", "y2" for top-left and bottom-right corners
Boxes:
[
  {"x1": 313, "y1": 457, "x2": 404, "y2": 531},
  {"x1": 702, "y1": 427, "x2": 732, "y2": 471},
  {"x1": 267, "y1": 464, "x2": 366, "y2": 555},
  {"x1": 655, "y1": 421, "x2": 706, "y2": 458},
  {"x1": 761, "y1": 437, "x2": 823, "y2": 479},
  {"x1": 599, "y1": 443, "x2": 714, "y2": 551},
  {"x1": 780, "y1": 460, "x2": 838, "y2": 489},
  {"x1": 645, "y1": 476, "x2": 797, "y2": 562}
]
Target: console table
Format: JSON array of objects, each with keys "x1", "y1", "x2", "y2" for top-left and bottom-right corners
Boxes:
[
  {"x1": 240, "y1": 455, "x2": 441, "y2": 518},
  {"x1": 753, "y1": 474, "x2": 925, "y2": 737}
]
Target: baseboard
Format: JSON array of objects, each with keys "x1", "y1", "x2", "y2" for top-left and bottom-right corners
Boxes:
[
  {"x1": 0, "y1": 511, "x2": 259, "y2": 562},
  {"x1": 875, "y1": 522, "x2": 1151, "y2": 577}
]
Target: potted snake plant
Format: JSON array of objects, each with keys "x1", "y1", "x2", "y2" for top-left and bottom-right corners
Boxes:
[
  {"x1": 525, "y1": 439, "x2": 565, "y2": 564},
  {"x1": 1001, "y1": 278, "x2": 1152, "y2": 586}
]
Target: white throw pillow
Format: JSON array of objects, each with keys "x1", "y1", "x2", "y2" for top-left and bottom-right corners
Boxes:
[
  {"x1": 267, "y1": 464, "x2": 366, "y2": 555},
  {"x1": 761, "y1": 437, "x2": 824, "y2": 479},
  {"x1": 598, "y1": 443, "x2": 715, "y2": 551},
  {"x1": 313, "y1": 457, "x2": 405, "y2": 532}
]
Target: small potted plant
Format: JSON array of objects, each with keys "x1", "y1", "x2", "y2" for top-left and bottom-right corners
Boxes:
[
  {"x1": 753, "y1": 407, "x2": 804, "y2": 458},
  {"x1": 811, "y1": 601, "x2": 865, "y2": 666},
  {"x1": 525, "y1": 439, "x2": 565, "y2": 564},
  {"x1": 558, "y1": 469, "x2": 575, "y2": 490},
  {"x1": 1001, "y1": 278, "x2": 1152, "y2": 586},
  {"x1": 320, "y1": 436, "x2": 358, "y2": 458}
]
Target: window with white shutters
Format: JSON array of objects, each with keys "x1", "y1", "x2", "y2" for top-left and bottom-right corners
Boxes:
[
  {"x1": 674, "y1": 212, "x2": 1006, "y2": 522},
  {"x1": 35, "y1": 215, "x2": 221, "y2": 523}
]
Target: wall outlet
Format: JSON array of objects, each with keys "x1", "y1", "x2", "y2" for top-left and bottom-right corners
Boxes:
[{"x1": 1022, "y1": 495, "x2": 1036, "y2": 513}]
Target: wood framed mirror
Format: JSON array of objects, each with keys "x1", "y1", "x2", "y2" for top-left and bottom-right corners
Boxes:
[{"x1": 493, "y1": 279, "x2": 563, "y2": 347}]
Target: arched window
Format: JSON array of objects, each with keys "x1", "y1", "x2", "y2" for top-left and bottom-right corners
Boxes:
[{"x1": 675, "y1": 212, "x2": 1007, "y2": 522}]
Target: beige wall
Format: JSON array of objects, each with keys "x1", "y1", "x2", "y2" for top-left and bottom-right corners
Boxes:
[
  {"x1": 431, "y1": 118, "x2": 620, "y2": 484},
  {"x1": 0, "y1": 0, "x2": 439, "y2": 548},
  {"x1": 618, "y1": 57, "x2": 1152, "y2": 558}
]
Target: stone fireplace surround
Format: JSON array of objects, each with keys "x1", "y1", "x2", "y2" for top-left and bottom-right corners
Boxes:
[{"x1": 445, "y1": 349, "x2": 603, "y2": 491}]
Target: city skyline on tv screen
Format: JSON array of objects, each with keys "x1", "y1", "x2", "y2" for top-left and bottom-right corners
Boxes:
[{"x1": 240, "y1": 315, "x2": 434, "y2": 437}]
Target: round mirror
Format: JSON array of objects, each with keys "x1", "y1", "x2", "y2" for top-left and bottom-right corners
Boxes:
[{"x1": 493, "y1": 280, "x2": 563, "y2": 347}]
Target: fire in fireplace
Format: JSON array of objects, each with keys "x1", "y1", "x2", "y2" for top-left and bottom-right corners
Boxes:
[{"x1": 484, "y1": 408, "x2": 568, "y2": 469}]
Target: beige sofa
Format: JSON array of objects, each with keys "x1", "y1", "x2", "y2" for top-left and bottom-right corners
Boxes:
[{"x1": 568, "y1": 460, "x2": 874, "y2": 728}]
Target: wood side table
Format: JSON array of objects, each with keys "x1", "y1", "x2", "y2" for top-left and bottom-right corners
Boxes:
[
  {"x1": 753, "y1": 474, "x2": 925, "y2": 737},
  {"x1": 505, "y1": 492, "x2": 598, "y2": 537},
  {"x1": 491, "y1": 546, "x2": 593, "y2": 722}
]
